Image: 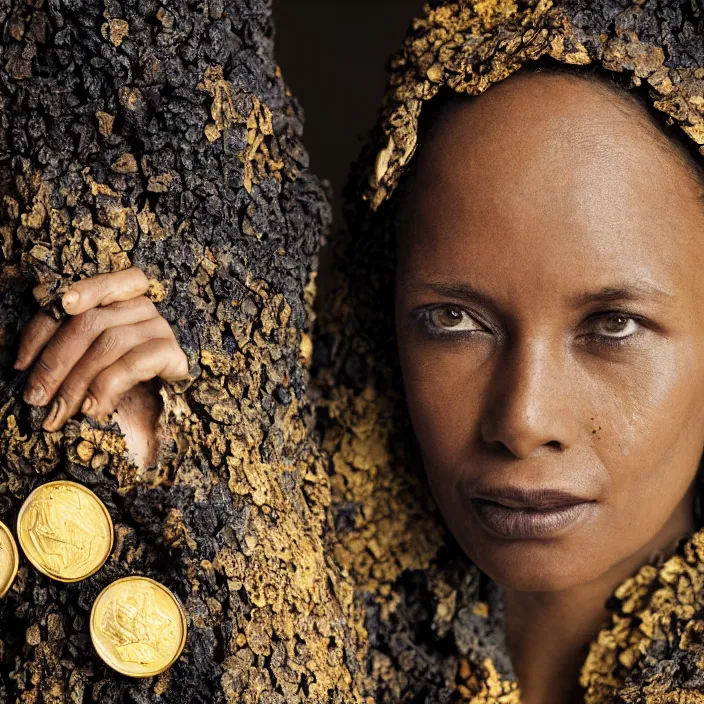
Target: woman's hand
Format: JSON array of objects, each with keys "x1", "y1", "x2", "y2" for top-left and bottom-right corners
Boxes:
[{"x1": 15, "y1": 267, "x2": 190, "y2": 432}]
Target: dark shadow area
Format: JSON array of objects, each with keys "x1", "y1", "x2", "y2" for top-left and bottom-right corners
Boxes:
[{"x1": 272, "y1": 0, "x2": 424, "y2": 225}]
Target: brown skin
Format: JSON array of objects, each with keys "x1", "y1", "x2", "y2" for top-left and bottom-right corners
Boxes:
[
  {"x1": 15, "y1": 267, "x2": 190, "y2": 468},
  {"x1": 394, "y1": 71, "x2": 704, "y2": 703}
]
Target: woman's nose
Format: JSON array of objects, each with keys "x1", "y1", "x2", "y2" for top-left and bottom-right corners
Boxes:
[{"x1": 479, "y1": 337, "x2": 573, "y2": 459}]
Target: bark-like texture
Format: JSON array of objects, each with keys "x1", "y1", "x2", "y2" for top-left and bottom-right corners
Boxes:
[
  {"x1": 313, "y1": 1, "x2": 704, "y2": 702},
  {"x1": 4, "y1": 0, "x2": 704, "y2": 702},
  {"x1": 0, "y1": 1, "x2": 366, "y2": 702}
]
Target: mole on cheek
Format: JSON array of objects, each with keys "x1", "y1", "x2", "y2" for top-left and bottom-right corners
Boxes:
[{"x1": 590, "y1": 417, "x2": 602, "y2": 439}]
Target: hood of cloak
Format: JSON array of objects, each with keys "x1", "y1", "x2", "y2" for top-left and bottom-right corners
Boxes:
[{"x1": 314, "y1": 1, "x2": 704, "y2": 701}]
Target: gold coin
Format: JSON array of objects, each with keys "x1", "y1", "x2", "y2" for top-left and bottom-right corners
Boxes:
[
  {"x1": 90, "y1": 576, "x2": 187, "y2": 677},
  {"x1": 0, "y1": 521, "x2": 18, "y2": 598},
  {"x1": 17, "y1": 480, "x2": 113, "y2": 582}
]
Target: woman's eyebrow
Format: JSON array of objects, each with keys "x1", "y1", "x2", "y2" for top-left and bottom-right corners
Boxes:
[
  {"x1": 406, "y1": 281, "x2": 495, "y2": 307},
  {"x1": 568, "y1": 281, "x2": 675, "y2": 307},
  {"x1": 401, "y1": 280, "x2": 675, "y2": 308}
]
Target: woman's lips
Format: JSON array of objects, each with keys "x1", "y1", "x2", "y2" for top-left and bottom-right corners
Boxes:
[{"x1": 469, "y1": 497, "x2": 596, "y2": 539}]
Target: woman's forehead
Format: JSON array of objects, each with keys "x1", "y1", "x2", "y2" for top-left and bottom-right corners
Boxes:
[
  {"x1": 413, "y1": 71, "x2": 695, "y2": 178},
  {"x1": 398, "y1": 72, "x2": 704, "y2": 308}
]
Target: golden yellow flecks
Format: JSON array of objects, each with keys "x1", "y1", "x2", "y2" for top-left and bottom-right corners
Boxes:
[
  {"x1": 110, "y1": 153, "x2": 138, "y2": 174},
  {"x1": 198, "y1": 65, "x2": 246, "y2": 140},
  {"x1": 456, "y1": 658, "x2": 521, "y2": 703},
  {"x1": 107, "y1": 19, "x2": 129, "y2": 47},
  {"x1": 199, "y1": 67, "x2": 285, "y2": 194},
  {"x1": 95, "y1": 111, "x2": 115, "y2": 136},
  {"x1": 241, "y1": 95, "x2": 284, "y2": 194}
]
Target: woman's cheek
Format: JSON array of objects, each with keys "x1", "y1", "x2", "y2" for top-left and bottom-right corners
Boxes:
[
  {"x1": 611, "y1": 344, "x2": 700, "y2": 456},
  {"x1": 401, "y1": 344, "x2": 483, "y2": 466},
  {"x1": 589, "y1": 345, "x2": 704, "y2": 531}
]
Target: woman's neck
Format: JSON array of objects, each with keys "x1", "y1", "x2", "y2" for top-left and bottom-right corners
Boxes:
[{"x1": 504, "y1": 490, "x2": 696, "y2": 704}]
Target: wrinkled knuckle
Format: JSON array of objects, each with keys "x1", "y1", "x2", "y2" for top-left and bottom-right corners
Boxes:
[
  {"x1": 50, "y1": 326, "x2": 71, "y2": 351},
  {"x1": 95, "y1": 329, "x2": 121, "y2": 357},
  {"x1": 104, "y1": 298, "x2": 129, "y2": 313},
  {"x1": 84, "y1": 276, "x2": 108, "y2": 305},
  {"x1": 74, "y1": 308, "x2": 103, "y2": 337}
]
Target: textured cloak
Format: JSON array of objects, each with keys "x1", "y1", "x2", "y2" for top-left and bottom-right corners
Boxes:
[{"x1": 314, "y1": 0, "x2": 704, "y2": 701}]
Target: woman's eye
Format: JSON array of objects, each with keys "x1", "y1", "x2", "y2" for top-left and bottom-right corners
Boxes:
[
  {"x1": 589, "y1": 314, "x2": 641, "y2": 341},
  {"x1": 424, "y1": 306, "x2": 482, "y2": 333},
  {"x1": 415, "y1": 308, "x2": 643, "y2": 345}
]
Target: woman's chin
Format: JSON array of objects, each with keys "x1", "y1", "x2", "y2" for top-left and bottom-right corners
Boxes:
[
  {"x1": 483, "y1": 562, "x2": 587, "y2": 592},
  {"x1": 464, "y1": 539, "x2": 601, "y2": 593}
]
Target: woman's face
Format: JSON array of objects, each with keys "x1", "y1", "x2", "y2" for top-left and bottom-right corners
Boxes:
[{"x1": 394, "y1": 71, "x2": 704, "y2": 592}]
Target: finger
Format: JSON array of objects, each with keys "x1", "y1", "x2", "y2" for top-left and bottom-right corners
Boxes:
[
  {"x1": 61, "y1": 267, "x2": 150, "y2": 315},
  {"x1": 14, "y1": 310, "x2": 62, "y2": 371},
  {"x1": 42, "y1": 317, "x2": 175, "y2": 431},
  {"x1": 25, "y1": 297, "x2": 159, "y2": 407},
  {"x1": 81, "y1": 338, "x2": 190, "y2": 419}
]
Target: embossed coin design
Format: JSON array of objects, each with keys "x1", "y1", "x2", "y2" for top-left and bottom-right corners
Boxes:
[
  {"x1": 0, "y1": 521, "x2": 18, "y2": 597},
  {"x1": 90, "y1": 576, "x2": 187, "y2": 677},
  {"x1": 17, "y1": 481, "x2": 114, "y2": 582}
]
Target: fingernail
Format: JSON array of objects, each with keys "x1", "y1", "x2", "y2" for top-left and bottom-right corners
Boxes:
[
  {"x1": 42, "y1": 398, "x2": 64, "y2": 431},
  {"x1": 24, "y1": 384, "x2": 45, "y2": 406},
  {"x1": 62, "y1": 291, "x2": 79, "y2": 310},
  {"x1": 81, "y1": 396, "x2": 94, "y2": 415}
]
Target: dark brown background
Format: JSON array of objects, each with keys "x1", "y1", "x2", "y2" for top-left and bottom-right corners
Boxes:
[{"x1": 272, "y1": 1, "x2": 424, "y2": 224}]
